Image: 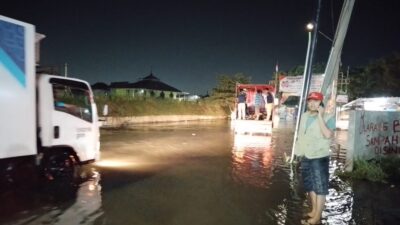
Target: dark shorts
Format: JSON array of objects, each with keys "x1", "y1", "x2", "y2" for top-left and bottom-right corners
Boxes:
[{"x1": 301, "y1": 156, "x2": 329, "y2": 195}]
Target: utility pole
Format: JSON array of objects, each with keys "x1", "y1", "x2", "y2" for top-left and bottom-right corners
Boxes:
[
  {"x1": 320, "y1": 0, "x2": 355, "y2": 98},
  {"x1": 274, "y1": 62, "x2": 279, "y2": 93},
  {"x1": 346, "y1": 66, "x2": 349, "y2": 94},
  {"x1": 64, "y1": 63, "x2": 68, "y2": 77},
  {"x1": 339, "y1": 71, "x2": 344, "y2": 93}
]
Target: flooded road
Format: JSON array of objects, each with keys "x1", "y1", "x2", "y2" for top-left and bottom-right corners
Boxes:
[{"x1": 1, "y1": 120, "x2": 400, "y2": 225}]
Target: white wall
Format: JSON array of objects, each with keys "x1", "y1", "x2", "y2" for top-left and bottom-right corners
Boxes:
[{"x1": 346, "y1": 110, "x2": 400, "y2": 170}]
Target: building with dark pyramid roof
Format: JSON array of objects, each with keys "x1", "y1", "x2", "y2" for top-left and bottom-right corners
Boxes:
[
  {"x1": 93, "y1": 73, "x2": 182, "y2": 99},
  {"x1": 130, "y1": 73, "x2": 181, "y2": 93}
]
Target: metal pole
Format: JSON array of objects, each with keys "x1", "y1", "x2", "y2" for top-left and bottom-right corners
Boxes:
[
  {"x1": 290, "y1": 0, "x2": 322, "y2": 163},
  {"x1": 290, "y1": 31, "x2": 313, "y2": 163}
]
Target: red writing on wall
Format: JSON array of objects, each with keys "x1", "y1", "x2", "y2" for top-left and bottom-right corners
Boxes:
[
  {"x1": 360, "y1": 117, "x2": 400, "y2": 155},
  {"x1": 374, "y1": 145, "x2": 400, "y2": 155},
  {"x1": 394, "y1": 120, "x2": 400, "y2": 133},
  {"x1": 366, "y1": 134, "x2": 399, "y2": 147},
  {"x1": 360, "y1": 119, "x2": 400, "y2": 134},
  {"x1": 361, "y1": 122, "x2": 388, "y2": 133}
]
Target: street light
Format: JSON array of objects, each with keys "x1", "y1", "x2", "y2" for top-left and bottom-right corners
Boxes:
[
  {"x1": 303, "y1": 22, "x2": 315, "y2": 95},
  {"x1": 306, "y1": 22, "x2": 315, "y2": 31},
  {"x1": 290, "y1": 21, "x2": 317, "y2": 163}
]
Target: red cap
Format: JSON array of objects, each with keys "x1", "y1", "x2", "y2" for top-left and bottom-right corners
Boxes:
[{"x1": 307, "y1": 92, "x2": 323, "y2": 101}]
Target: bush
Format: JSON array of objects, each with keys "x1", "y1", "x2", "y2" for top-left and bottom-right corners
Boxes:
[
  {"x1": 94, "y1": 96, "x2": 228, "y2": 117},
  {"x1": 380, "y1": 157, "x2": 400, "y2": 182},
  {"x1": 337, "y1": 159, "x2": 388, "y2": 182}
]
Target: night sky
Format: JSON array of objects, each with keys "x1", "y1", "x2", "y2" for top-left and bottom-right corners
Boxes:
[{"x1": 1, "y1": 0, "x2": 399, "y2": 94}]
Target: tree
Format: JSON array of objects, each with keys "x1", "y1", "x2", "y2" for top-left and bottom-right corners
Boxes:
[
  {"x1": 347, "y1": 67, "x2": 367, "y2": 100},
  {"x1": 288, "y1": 62, "x2": 326, "y2": 76},
  {"x1": 288, "y1": 65, "x2": 304, "y2": 76},
  {"x1": 370, "y1": 53, "x2": 400, "y2": 96},
  {"x1": 211, "y1": 73, "x2": 251, "y2": 109},
  {"x1": 348, "y1": 53, "x2": 400, "y2": 100}
]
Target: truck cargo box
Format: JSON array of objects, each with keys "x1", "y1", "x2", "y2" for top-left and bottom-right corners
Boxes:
[{"x1": 0, "y1": 15, "x2": 36, "y2": 159}]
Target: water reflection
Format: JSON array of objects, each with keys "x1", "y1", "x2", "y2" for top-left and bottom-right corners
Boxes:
[
  {"x1": 5, "y1": 172, "x2": 103, "y2": 225},
  {"x1": 275, "y1": 200, "x2": 289, "y2": 225},
  {"x1": 231, "y1": 128, "x2": 356, "y2": 224},
  {"x1": 50, "y1": 171, "x2": 103, "y2": 225},
  {"x1": 231, "y1": 134, "x2": 274, "y2": 188},
  {"x1": 286, "y1": 160, "x2": 356, "y2": 225},
  {"x1": 324, "y1": 160, "x2": 354, "y2": 225}
]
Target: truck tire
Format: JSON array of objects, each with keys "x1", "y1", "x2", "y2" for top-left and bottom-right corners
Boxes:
[{"x1": 43, "y1": 151, "x2": 80, "y2": 182}]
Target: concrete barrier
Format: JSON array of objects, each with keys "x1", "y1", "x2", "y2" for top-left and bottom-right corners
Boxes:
[{"x1": 99, "y1": 115, "x2": 227, "y2": 128}]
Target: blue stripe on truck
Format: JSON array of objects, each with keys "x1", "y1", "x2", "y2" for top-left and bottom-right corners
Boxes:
[
  {"x1": 0, "y1": 19, "x2": 26, "y2": 87},
  {"x1": 0, "y1": 47, "x2": 26, "y2": 87}
]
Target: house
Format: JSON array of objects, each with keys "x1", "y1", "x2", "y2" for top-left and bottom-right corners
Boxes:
[
  {"x1": 128, "y1": 73, "x2": 182, "y2": 99},
  {"x1": 91, "y1": 82, "x2": 110, "y2": 96},
  {"x1": 92, "y1": 73, "x2": 182, "y2": 99},
  {"x1": 109, "y1": 81, "x2": 131, "y2": 97}
]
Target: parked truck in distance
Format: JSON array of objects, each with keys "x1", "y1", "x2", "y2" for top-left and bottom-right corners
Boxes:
[{"x1": 0, "y1": 15, "x2": 100, "y2": 185}]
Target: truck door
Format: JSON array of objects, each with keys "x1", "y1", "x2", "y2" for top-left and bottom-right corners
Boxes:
[{"x1": 40, "y1": 77, "x2": 100, "y2": 163}]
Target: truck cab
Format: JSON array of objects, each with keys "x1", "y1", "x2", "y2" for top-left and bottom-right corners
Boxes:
[
  {"x1": 37, "y1": 74, "x2": 100, "y2": 180},
  {"x1": 38, "y1": 75, "x2": 100, "y2": 162}
]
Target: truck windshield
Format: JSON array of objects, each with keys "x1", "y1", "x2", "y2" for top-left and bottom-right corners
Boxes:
[{"x1": 50, "y1": 78, "x2": 93, "y2": 123}]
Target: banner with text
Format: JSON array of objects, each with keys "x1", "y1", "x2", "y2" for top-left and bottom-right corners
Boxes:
[{"x1": 279, "y1": 74, "x2": 324, "y2": 95}]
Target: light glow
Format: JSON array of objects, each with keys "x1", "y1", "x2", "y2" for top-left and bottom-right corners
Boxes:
[
  {"x1": 306, "y1": 23, "x2": 314, "y2": 31},
  {"x1": 363, "y1": 97, "x2": 396, "y2": 111},
  {"x1": 95, "y1": 159, "x2": 134, "y2": 168},
  {"x1": 342, "y1": 97, "x2": 400, "y2": 111},
  {"x1": 234, "y1": 134, "x2": 272, "y2": 149},
  {"x1": 232, "y1": 120, "x2": 272, "y2": 134}
]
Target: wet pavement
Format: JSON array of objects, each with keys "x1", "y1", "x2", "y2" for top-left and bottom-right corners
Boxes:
[{"x1": 1, "y1": 120, "x2": 400, "y2": 225}]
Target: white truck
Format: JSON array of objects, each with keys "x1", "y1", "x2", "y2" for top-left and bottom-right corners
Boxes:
[{"x1": 0, "y1": 15, "x2": 100, "y2": 184}]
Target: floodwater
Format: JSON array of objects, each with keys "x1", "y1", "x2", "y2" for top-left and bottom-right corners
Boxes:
[{"x1": 1, "y1": 120, "x2": 400, "y2": 225}]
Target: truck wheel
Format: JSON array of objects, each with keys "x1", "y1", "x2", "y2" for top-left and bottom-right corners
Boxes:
[{"x1": 43, "y1": 152, "x2": 80, "y2": 182}]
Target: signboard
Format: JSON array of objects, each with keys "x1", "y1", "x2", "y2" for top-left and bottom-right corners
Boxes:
[
  {"x1": 279, "y1": 74, "x2": 324, "y2": 95},
  {"x1": 336, "y1": 94, "x2": 348, "y2": 103}
]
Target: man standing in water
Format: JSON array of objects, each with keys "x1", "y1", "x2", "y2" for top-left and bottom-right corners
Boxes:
[
  {"x1": 295, "y1": 92, "x2": 335, "y2": 225},
  {"x1": 237, "y1": 89, "x2": 247, "y2": 120},
  {"x1": 254, "y1": 89, "x2": 265, "y2": 120},
  {"x1": 264, "y1": 88, "x2": 274, "y2": 121}
]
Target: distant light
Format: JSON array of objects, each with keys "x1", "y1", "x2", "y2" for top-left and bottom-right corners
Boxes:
[{"x1": 306, "y1": 23, "x2": 314, "y2": 31}]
